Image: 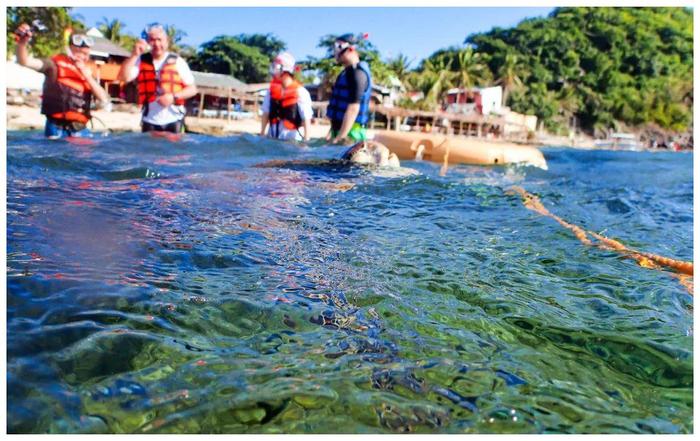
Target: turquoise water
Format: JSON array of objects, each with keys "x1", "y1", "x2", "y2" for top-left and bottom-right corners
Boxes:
[{"x1": 6, "y1": 131, "x2": 693, "y2": 434}]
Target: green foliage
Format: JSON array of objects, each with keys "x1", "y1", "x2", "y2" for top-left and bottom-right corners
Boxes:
[
  {"x1": 189, "y1": 35, "x2": 271, "y2": 83},
  {"x1": 387, "y1": 53, "x2": 412, "y2": 84},
  {"x1": 233, "y1": 33, "x2": 286, "y2": 58},
  {"x1": 164, "y1": 24, "x2": 188, "y2": 54},
  {"x1": 98, "y1": 17, "x2": 124, "y2": 44},
  {"x1": 7, "y1": 7, "x2": 84, "y2": 59},
  {"x1": 465, "y1": 7, "x2": 693, "y2": 133},
  {"x1": 188, "y1": 33, "x2": 287, "y2": 82}
]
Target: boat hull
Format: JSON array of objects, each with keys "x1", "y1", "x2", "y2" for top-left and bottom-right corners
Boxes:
[{"x1": 373, "y1": 130, "x2": 548, "y2": 169}]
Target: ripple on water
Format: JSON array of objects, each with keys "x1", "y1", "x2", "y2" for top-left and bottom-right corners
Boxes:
[{"x1": 6, "y1": 135, "x2": 693, "y2": 433}]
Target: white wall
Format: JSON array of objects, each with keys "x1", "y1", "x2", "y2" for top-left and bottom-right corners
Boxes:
[{"x1": 478, "y1": 86, "x2": 502, "y2": 115}]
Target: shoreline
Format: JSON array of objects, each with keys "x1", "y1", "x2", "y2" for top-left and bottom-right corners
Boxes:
[{"x1": 7, "y1": 104, "x2": 597, "y2": 149}]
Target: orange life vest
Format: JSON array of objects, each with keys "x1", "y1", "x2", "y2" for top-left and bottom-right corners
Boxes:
[
  {"x1": 40, "y1": 53, "x2": 92, "y2": 124},
  {"x1": 137, "y1": 53, "x2": 186, "y2": 106},
  {"x1": 269, "y1": 78, "x2": 303, "y2": 131}
]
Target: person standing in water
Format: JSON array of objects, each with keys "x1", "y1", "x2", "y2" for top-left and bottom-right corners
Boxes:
[
  {"x1": 326, "y1": 33, "x2": 373, "y2": 144},
  {"x1": 260, "y1": 52, "x2": 313, "y2": 142},
  {"x1": 14, "y1": 23, "x2": 110, "y2": 139},
  {"x1": 118, "y1": 23, "x2": 197, "y2": 134}
]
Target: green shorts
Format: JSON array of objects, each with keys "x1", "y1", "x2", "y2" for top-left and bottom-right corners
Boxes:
[{"x1": 332, "y1": 123, "x2": 367, "y2": 142}]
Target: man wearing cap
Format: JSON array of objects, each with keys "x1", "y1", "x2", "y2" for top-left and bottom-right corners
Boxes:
[
  {"x1": 260, "y1": 52, "x2": 313, "y2": 142},
  {"x1": 326, "y1": 33, "x2": 373, "y2": 144},
  {"x1": 14, "y1": 23, "x2": 110, "y2": 139},
  {"x1": 118, "y1": 23, "x2": 197, "y2": 134}
]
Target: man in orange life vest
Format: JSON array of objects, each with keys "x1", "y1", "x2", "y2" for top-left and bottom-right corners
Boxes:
[
  {"x1": 118, "y1": 23, "x2": 197, "y2": 134},
  {"x1": 260, "y1": 52, "x2": 313, "y2": 142},
  {"x1": 14, "y1": 23, "x2": 110, "y2": 139}
]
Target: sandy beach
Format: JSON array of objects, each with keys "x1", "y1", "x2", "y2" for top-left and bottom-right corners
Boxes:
[
  {"x1": 6, "y1": 104, "x2": 333, "y2": 138},
  {"x1": 7, "y1": 104, "x2": 593, "y2": 148}
]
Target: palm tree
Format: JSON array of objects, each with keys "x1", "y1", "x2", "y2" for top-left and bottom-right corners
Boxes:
[
  {"x1": 453, "y1": 47, "x2": 490, "y2": 91},
  {"x1": 98, "y1": 17, "x2": 124, "y2": 43},
  {"x1": 420, "y1": 57, "x2": 455, "y2": 110},
  {"x1": 495, "y1": 52, "x2": 525, "y2": 107},
  {"x1": 387, "y1": 53, "x2": 413, "y2": 84},
  {"x1": 165, "y1": 25, "x2": 187, "y2": 46}
]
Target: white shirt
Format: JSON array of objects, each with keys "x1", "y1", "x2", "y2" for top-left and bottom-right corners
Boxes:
[
  {"x1": 126, "y1": 52, "x2": 195, "y2": 126},
  {"x1": 262, "y1": 85, "x2": 313, "y2": 141}
]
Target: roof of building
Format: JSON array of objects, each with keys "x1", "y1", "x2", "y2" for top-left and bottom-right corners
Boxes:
[
  {"x1": 447, "y1": 86, "x2": 502, "y2": 94},
  {"x1": 90, "y1": 36, "x2": 131, "y2": 58},
  {"x1": 192, "y1": 71, "x2": 248, "y2": 91},
  {"x1": 85, "y1": 28, "x2": 130, "y2": 58},
  {"x1": 245, "y1": 83, "x2": 270, "y2": 93}
]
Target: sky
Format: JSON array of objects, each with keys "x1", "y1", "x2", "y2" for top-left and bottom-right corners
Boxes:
[{"x1": 72, "y1": 7, "x2": 554, "y2": 66}]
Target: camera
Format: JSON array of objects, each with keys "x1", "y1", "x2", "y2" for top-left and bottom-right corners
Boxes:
[{"x1": 16, "y1": 19, "x2": 47, "y2": 38}]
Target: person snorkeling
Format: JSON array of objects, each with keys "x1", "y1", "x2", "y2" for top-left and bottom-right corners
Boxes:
[
  {"x1": 326, "y1": 33, "x2": 373, "y2": 145},
  {"x1": 259, "y1": 52, "x2": 313, "y2": 142},
  {"x1": 14, "y1": 23, "x2": 110, "y2": 139},
  {"x1": 118, "y1": 23, "x2": 197, "y2": 134}
]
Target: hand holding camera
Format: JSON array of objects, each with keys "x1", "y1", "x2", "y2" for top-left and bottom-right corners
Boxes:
[{"x1": 14, "y1": 20, "x2": 47, "y2": 44}]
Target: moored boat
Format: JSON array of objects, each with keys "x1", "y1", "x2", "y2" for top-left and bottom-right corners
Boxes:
[
  {"x1": 372, "y1": 130, "x2": 548, "y2": 169},
  {"x1": 593, "y1": 133, "x2": 642, "y2": 151}
]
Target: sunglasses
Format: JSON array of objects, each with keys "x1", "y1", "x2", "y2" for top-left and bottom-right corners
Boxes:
[{"x1": 70, "y1": 34, "x2": 94, "y2": 48}]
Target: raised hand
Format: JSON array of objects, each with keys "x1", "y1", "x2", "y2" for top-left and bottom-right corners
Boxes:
[
  {"x1": 14, "y1": 23, "x2": 33, "y2": 44},
  {"x1": 132, "y1": 39, "x2": 149, "y2": 57}
]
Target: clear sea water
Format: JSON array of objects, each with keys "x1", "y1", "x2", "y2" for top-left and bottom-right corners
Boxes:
[{"x1": 6, "y1": 131, "x2": 693, "y2": 434}]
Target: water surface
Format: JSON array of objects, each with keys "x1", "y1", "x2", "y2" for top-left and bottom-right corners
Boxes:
[{"x1": 6, "y1": 131, "x2": 693, "y2": 433}]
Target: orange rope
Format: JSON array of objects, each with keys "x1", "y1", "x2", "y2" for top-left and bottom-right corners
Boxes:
[{"x1": 508, "y1": 186, "x2": 693, "y2": 295}]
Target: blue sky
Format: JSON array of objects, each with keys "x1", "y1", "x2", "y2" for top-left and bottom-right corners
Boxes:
[{"x1": 73, "y1": 7, "x2": 554, "y2": 66}]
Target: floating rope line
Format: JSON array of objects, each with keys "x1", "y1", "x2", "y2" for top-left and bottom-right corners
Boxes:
[{"x1": 508, "y1": 186, "x2": 693, "y2": 295}]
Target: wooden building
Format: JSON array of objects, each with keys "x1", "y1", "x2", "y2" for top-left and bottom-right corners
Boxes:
[
  {"x1": 84, "y1": 28, "x2": 131, "y2": 102},
  {"x1": 189, "y1": 71, "x2": 256, "y2": 119}
]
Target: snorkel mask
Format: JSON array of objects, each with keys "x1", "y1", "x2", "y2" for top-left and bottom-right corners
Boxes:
[
  {"x1": 69, "y1": 33, "x2": 94, "y2": 48},
  {"x1": 332, "y1": 33, "x2": 368, "y2": 60}
]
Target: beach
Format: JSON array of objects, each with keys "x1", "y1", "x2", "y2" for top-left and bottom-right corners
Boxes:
[
  {"x1": 6, "y1": 104, "x2": 333, "y2": 138},
  {"x1": 7, "y1": 104, "x2": 594, "y2": 148}
]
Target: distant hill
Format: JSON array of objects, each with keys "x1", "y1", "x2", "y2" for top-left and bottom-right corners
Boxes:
[{"x1": 467, "y1": 7, "x2": 693, "y2": 136}]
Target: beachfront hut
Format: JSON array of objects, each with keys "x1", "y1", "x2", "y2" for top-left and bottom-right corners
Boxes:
[
  {"x1": 444, "y1": 86, "x2": 503, "y2": 116},
  {"x1": 85, "y1": 28, "x2": 131, "y2": 102},
  {"x1": 190, "y1": 71, "x2": 255, "y2": 119}
]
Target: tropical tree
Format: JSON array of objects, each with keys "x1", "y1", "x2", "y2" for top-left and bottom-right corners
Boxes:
[
  {"x1": 177, "y1": 44, "x2": 197, "y2": 61},
  {"x1": 98, "y1": 17, "x2": 124, "y2": 43},
  {"x1": 466, "y1": 6, "x2": 693, "y2": 134},
  {"x1": 387, "y1": 53, "x2": 413, "y2": 84},
  {"x1": 190, "y1": 35, "x2": 271, "y2": 83},
  {"x1": 7, "y1": 7, "x2": 84, "y2": 58},
  {"x1": 420, "y1": 57, "x2": 455, "y2": 109},
  {"x1": 453, "y1": 47, "x2": 491, "y2": 91},
  {"x1": 234, "y1": 33, "x2": 286, "y2": 58},
  {"x1": 494, "y1": 52, "x2": 524, "y2": 107},
  {"x1": 164, "y1": 24, "x2": 187, "y2": 53}
]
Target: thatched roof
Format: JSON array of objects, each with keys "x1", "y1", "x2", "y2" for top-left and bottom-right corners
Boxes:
[
  {"x1": 90, "y1": 36, "x2": 130, "y2": 58},
  {"x1": 192, "y1": 71, "x2": 247, "y2": 92},
  {"x1": 85, "y1": 28, "x2": 130, "y2": 58}
]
